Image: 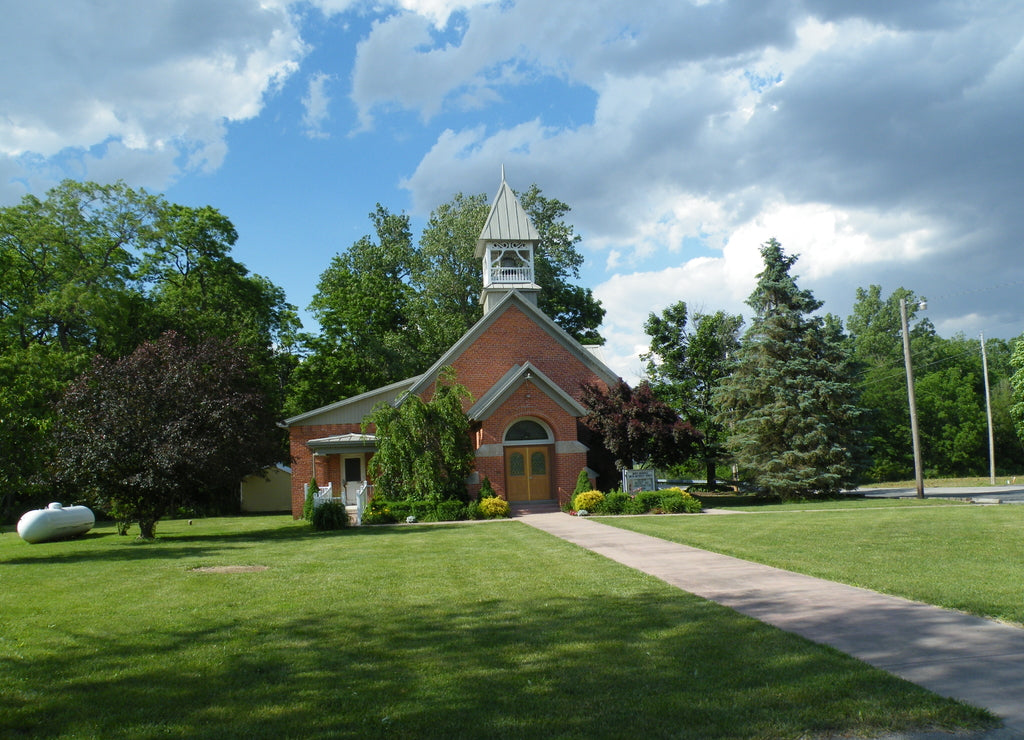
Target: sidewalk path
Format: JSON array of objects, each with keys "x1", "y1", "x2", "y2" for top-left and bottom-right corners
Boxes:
[{"x1": 520, "y1": 511, "x2": 1024, "y2": 737}]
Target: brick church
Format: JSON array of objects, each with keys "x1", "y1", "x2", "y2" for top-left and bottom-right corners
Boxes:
[{"x1": 284, "y1": 175, "x2": 618, "y2": 517}]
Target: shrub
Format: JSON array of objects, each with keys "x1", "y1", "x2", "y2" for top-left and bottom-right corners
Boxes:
[
  {"x1": 658, "y1": 488, "x2": 702, "y2": 514},
  {"x1": 573, "y1": 490, "x2": 605, "y2": 512},
  {"x1": 596, "y1": 491, "x2": 630, "y2": 515},
  {"x1": 574, "y1": 468, "x2": 592, "y2": 496},
  {"x1": 479, "y1": 476, "x2": 497, "y2": 500},
  {"x1": 311, "y1": 501, "x2": 349, "y2": 530},
  {"x1": 478, "y1": 496, "x2": 510, "y2": 519},
  {"x1": 303, "y1": 478, "x2": 318, "y2": 522},
  {"x1": 435, "y1": 500, "x2": 466, "y2": 522},
  {"x1": 632, "y1": 490, "x2": 664, "y2": 513},
  {"x1": 361, "y1": 498, "x2": 396, "y2": 525}
]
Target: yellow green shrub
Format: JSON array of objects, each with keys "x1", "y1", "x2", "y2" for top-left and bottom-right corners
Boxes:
[
  {"x1": 573, "y1": 490, "x2": 605, "y2": 512},
  {"x1": 479, "y1": 496, "x2": 510, "y2": 519}
]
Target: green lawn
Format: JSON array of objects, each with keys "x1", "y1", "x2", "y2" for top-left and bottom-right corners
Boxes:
[
  {"x1": 0, "y1": 515, "x2": 994, "y2": 739},
  {"x1": 601, "y1": 500, "x2": 1024, "y2": 624}
]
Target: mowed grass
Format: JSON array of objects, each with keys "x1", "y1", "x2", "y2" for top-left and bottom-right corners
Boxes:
[
  {"x1": 602, "y1": 499, "x2": 1024, "y2": 624},
  {"x1": 0, "y1": 516, "x2": 995, "y2": 739}
]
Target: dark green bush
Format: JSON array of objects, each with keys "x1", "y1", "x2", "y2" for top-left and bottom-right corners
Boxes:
[
  {"x1": 479, "y1": 476, "x2": 497, "y2": 500},
  {"x1": 311, "y1": 501, "x2": 349, "y2": 530},
  {"x1": 368, "y1": 499, "x2": 467, "y2": 523},
  {"x1": 658, "y1": 489, "x2": 702, "y2": 514},
  {"x1": 435, "y1": 500, "x2": 466, "y2": 521},
  {"x1": 632, "y1": 490, "x2": 664, "y2": 513},
  {"x1": 574, "y1": 468, "x2": 591, "y2": 496},
  {"x1": 596, "y1": 491, "x2": 630, "y2": 514},
  {"x1": 361, "y1": 498, "x2": 397, "y2": 525}
]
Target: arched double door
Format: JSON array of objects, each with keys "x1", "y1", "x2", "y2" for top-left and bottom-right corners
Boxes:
[{"x1": 503, "y1": 419, "x2": 553, "y2": 502}]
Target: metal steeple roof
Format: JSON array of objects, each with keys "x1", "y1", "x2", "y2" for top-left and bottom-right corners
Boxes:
[{"x1": 475, "y1": 170, "x2": 540, "y2": 256}]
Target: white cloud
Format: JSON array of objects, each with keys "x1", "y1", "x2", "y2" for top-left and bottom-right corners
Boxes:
[
  {"x1": 302, "y1": 72, "x2": 335, "y2": 138},
  {"x1": 393, "y1": 1, "x2": 1024, "y2": 354},
  {"x1": 0, "y1": 0, "x2": 306, "y2": 191}
]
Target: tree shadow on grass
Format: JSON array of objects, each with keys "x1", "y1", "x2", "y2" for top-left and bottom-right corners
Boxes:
[
  {"x1": 0, "y1": 586, "x2": 994, "y2": 740},
  {"x1": 0, "y1": 519, "x2": 503, "y2": 567}
]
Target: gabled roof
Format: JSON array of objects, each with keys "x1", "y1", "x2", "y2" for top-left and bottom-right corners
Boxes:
[
  {"x1": 474, "y1": 175, "x2": 540, "y2": 257},
  {"x1": 407, "y1": 290, "x2": 619, "y2": 399},
  {"x1": 283, "y1": 376, "x2": 421, "y2": 427},
  {"x1": 467, "y1": 362, "x2": 587, "y2": 421}
]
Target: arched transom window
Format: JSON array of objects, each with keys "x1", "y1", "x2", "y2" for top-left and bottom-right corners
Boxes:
[{"x1": 504, "y1": 418, "x2": 553, "y2": 445}]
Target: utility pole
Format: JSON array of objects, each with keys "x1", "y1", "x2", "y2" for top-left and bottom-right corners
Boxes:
[
  {"x1": 900, "y1": 298, "x2": 925, "y2": 498},
  {"x1": 980, "y1": 331, "x2": 996, "y2": 486}
]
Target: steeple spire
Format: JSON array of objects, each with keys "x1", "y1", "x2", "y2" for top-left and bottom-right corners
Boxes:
[{"x1": 475, "y1": 170, "x2": 541, "y2": 314}]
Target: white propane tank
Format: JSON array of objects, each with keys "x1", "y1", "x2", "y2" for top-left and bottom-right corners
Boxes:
[{"x1": 17, "y1": 502, "x2": 95, "y2": 544}]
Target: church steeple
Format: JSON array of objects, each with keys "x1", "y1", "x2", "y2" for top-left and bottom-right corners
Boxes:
[{"x1": 475, "y1": 171, "x2": 541, "y2": 314}]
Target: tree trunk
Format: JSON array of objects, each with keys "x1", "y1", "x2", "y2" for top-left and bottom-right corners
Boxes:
[
  {"x1": 138, "y1": 518, "x2": 157, "y2": 540},
  {"x1": 705, "y1": 457, "x2": 717, "y2": 489}
]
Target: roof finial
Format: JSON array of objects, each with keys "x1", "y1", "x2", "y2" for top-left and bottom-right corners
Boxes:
[{"x1": 500, "y1": 163, "x2": 506, "y2": 184}]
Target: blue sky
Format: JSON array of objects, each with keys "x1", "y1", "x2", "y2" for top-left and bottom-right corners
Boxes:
[{"x1": 3, "y1": 0, "x2": 1024, "y2": 380}]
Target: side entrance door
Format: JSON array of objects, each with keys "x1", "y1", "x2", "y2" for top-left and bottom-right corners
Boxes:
[
  {"x1": 504, "y1": 446, "x2": 552, "y2": 502},
  {"x1": 342, "y1": 456, "x2": 363, "y2": 505}
]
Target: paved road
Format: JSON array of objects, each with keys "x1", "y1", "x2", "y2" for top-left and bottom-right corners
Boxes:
[
  {"x1": 521, "y1": 511, "x2": 1024, "y2": 739},
  {"x1": 860, "y1": 484, "x2": 1024, "y2": 503}
]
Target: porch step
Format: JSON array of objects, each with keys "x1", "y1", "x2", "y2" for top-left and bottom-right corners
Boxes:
[{"x1": 510, "y1": 500, "x2": 562, "y2": 517}]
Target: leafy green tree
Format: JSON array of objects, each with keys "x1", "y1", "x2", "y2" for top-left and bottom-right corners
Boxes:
[
  {"x1": 0, "y1": 180, "x2": 160, "y2": 357},
  {"x1": 0, "y1": 181, "x2": 299, "y2": 520},
  {"x1": 412, "y1": 192, "x2": 490, "y2": 356},
  {"x1": 844, "y1": 285, "x2": 937, "y2": 480},
  {"x1": 915, "y1": 365, "x2": 986, "y2": 476},
  {"x1": 52, "y1": 332, "x2": 281, "y2": 539},
  {"x1": 846, "y1": 287, "x2": 1023, "y2": 479},
  {"x1": 715, "y1": 239, "x2": 865, "y2": 499},
  {"x1": 366, "y1": 368, "x2": 475, "y2": 504},
  {"x1": 1009, "y1": 337, "x2": 1024, "y2": 447},
  {"x1": 643, "y1": 301, "x2": 742, "y2": 486},
  {"x1": 581, "y1": 378, "x2": 701, "y2": 471},
  {"x1": 286, "y1": 205, "x2": 422, "y2": 416}
]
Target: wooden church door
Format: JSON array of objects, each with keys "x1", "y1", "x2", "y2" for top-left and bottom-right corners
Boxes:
[{"x1": 505, "y1": 446, "x2": 551, "y2": 501}]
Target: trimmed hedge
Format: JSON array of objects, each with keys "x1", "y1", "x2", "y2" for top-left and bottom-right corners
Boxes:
[
  {"x1": 591, "y1": 488, "x2": 702, "y2": 515},
  {"x1": 361, "y1": 498, "x2": 474, "y2": 524}
]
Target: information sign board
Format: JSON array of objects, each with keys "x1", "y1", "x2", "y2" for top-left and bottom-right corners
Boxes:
[{"x1": 622, "y1": 469, "x2": 657, "y2": 493}]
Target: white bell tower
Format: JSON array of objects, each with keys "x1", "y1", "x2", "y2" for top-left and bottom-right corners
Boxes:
[{"x1": 475, "y1": 170, "x2": 542, "y2": 314}]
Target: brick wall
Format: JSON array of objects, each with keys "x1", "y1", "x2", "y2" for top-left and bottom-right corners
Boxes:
[{"x1": 288, "y1": 422, "x2": 363, "y2": 518}]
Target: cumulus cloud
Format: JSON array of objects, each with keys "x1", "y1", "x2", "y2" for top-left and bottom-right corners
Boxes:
[
  {"x1": 384, "y1": 1, "x2": 1024, "y2": 376},
  {"x1": 0, "y1": 0, "x2": 306, "y2": 191}
]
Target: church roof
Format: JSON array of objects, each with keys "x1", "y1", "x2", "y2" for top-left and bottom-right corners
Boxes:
[
  {"x1": 467, "y1": 362, "x2": 587, "y2": 421},
  {"x1": 474, "y1": 175, "x2": 540, "y2": 257},
  {"x1": 406, "y1": 290, "x2": 619, "y2": 399}
]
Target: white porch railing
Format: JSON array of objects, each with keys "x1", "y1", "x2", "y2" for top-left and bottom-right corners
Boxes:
[
  {"x1": 314, "y1": 482, "x2": 334, "y2": 506},
  {"x1": 312, "y1": 480, "x2": 372, "y2": 526},
  {"x1": 486, "y1": 265, "x2": 533, "y2": 285},
  {"x1": 355, "y1": 482, "x2": 372, "y2": 526}
]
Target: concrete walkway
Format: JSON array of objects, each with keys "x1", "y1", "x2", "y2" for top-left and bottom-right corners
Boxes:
[{"x1": 519, "y1": 511, "x2": 1024, "y2": 738}]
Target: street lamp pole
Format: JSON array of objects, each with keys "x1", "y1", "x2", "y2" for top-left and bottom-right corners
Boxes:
[
  {"x1": 900, "y1": 298, "x2": 925, "y2": 498},
  {"x1": 980, "y1": 331, "x2": 997, "y2": 486}
]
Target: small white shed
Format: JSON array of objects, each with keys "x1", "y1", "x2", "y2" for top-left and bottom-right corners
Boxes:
[{"x1": 240, "y1": 464, "x2": 292, "y2": 512}]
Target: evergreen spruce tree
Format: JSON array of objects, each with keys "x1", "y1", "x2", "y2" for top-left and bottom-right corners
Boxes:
[{"x1": 715, "y1": 239, "x2": 865, "y2": 500}]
